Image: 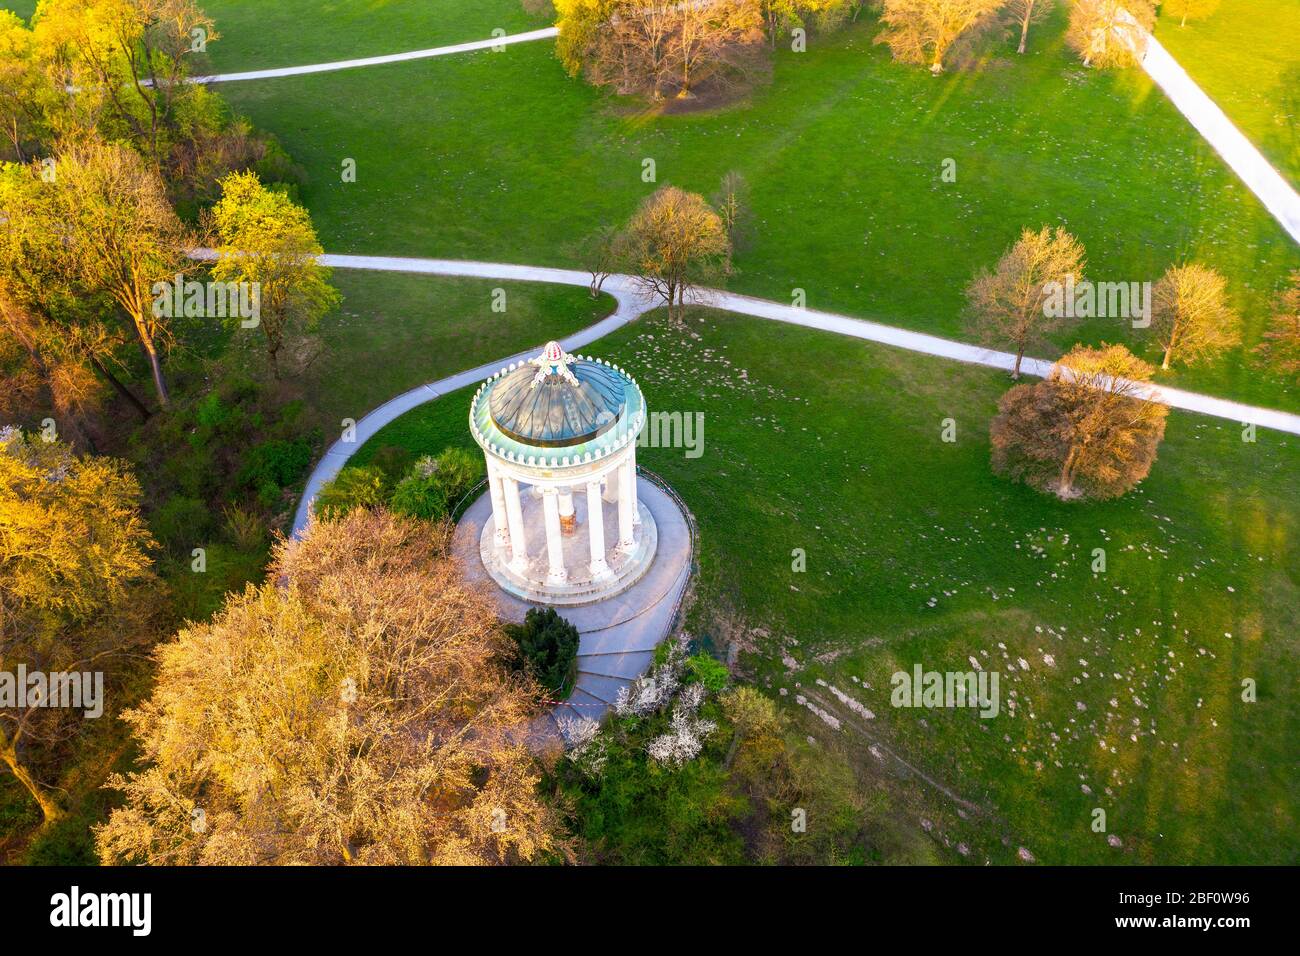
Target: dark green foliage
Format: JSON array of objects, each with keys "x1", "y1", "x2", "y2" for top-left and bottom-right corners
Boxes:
[
  {"x1": 552, "y1": 698, "x2": 748, "y2": 865},
  {"x1": 314, "y1": 466, "x2": 391, "y2": 520},
  {"x1": 369, "y1": 444, "x2": 414, "y2": 480},
  {"x1": 388, "y1": 472, "x2": 449, "y2": 521},
  {"x1": 237, "y1": 437, "x2": 314, "y2": 494},
  {"x1": 506, "y1": 608, "x2": 579, "y2": 698},
  {"x1": 685, "y1": 652, "x2": 730, "y2": 692},
  {"x1": 151, "y1": 496, "x2": 213, "y2": 555}
]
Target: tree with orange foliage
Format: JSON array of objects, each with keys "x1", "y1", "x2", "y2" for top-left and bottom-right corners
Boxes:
[
  {"x1": 964, "y1": 225, "x2": 1087, "y2": 380},
  {"x1": 621, "y1": 185, "x2": 731, "y2": 323},
  {"x1": 1255, "y1": 271, "x2": 1300, "y2": 382},
  {"x1": 874, "y1": 0, "x2": 1006, "y2": 74},
  {"x1": 990, "y1": 343, "x2": 1169, "y2": 500},
  {"x1": 1149, "y1": 262, "x2": 1240, "y2": 370},
  {"x1": 1065, "y1": 0, "x2": 1154, "y2": 69},
  {"x1": 95, "y1": 509, "x2": 573, "y2": 865}
]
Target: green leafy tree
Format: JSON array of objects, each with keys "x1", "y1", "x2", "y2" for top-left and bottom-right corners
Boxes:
[{"x1": 210, "y1": 171, "x2": 339, "y2": 379}]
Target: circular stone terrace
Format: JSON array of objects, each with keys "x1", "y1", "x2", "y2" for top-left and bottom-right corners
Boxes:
[{"x1": 454, "y1": 342, "x2": 694, "y2": 733}]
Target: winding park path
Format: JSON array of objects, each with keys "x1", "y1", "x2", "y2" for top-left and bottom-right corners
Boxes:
[
  {"x1": 230, "y1": 17, "x2": 1300, "y2": 738},
  {"x1": 290, "y1": 253, "x2": 1300, "y2": 540}
]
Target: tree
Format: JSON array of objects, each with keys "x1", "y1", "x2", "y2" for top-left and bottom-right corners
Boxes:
[
  {"x1": 32, "y1": 0, "x2": 219, "y2": 170},
  {"x1": 1255, "y1": 270, "x2": 1300, "y2": 381},
  {"x1": 1149, "y1": 262, "x2": 1240, "y2": 369},
  {"x1": 1005, "y1": 0, "x2": 1053, "y2": 53},
  {"x1": 0, "y1": 12, "x2": 51, "y2": 162},
  {"x1": 95, "y1": 509, "x2": 573, "y2": 865},
  {"x1": 991, "y1": 344, "x2": 1168, "y2": 500},
  {"x1": 621, "y1": 185, "x2": 731, "y2": 322},
  {"x1": 570, "y1": 223, "x2": 625, "y2": 298},
  {"x1": 964, "y1": 225, "x2": 1087, "y2": 379},
  {"x1": 874, "y1": 0, "x2": 1006, "y2": 74},
  {"x1": 210, "y1": 171, "x2": 339, "y2": 379},
  {"x1": 711, "y1": 169, "x2": 751, "y2": 251},
  {"x1": 1065, "y1": 0, "x2": 1154, "y2": 69},
  {"x1": 54, "y1": 139, "x2": 192, "y2": 408},
  {"x1": 0, "y1": 428, "x2": 157, "y2": 825},
  {"x1": 560, "y1": 0, "x2": 765, "y2": 100},
  {"x1": 1161, "y1": 0, "x2": 1220, "y2": 28},
  {"x1": 0, "y1": 160, "x2": 150, "y2": 435}
]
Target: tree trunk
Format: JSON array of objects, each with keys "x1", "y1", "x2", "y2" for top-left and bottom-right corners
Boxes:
[
  {"x1": 1161, "y1": 345, "x2": 1172, "y2": 370},
  {"x1": 144, "y1": 340, "x2": 171, "y2": 408},
  {"x1": 88, "y1": 352, "x2": 151, "y2": 422},
  {"x1": 0, "y1": 738, "x2": 63, "y2": 827},
  {"x1": 1012, "y1": 345, "x2": 1025, "y2": 380},
  {"x1": 1018, "y1": 8, "x2": 1032, "y2": 53},
  {"x1": 1057, "y1": 447, "x2": 1080, "y2": 499}
]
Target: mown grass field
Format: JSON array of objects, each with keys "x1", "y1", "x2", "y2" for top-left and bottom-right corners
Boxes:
[
  {"x1": 1155, "y1": 0, "x2": 1300, "y2": 189},
  {"x1": 241, "y1": 269, "x2": 613, "y2": 439},
  {"x1": 198, "y1": 0, "x2": 548, "y2": 73},
  {"x1": 356, "y1": 306, "x2": 1299, "y2": 864},
  {"x1": 210, "y1": 7, "x2": 1300, "y2": 413}
]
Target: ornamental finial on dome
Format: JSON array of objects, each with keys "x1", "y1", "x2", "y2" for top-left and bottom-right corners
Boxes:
[{"x1": 529, "y1": 340, "x2": 579, "y2": 389}]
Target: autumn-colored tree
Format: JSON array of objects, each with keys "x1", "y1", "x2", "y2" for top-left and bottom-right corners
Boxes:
[
  {"x1": 210, "y1": 171, "x2": 339, "y2": 379},
  {"x1": 0, "y1": 428, "x2": 157, "y2": 824},
  {"x1": 32, "y1": 0, "x2": 219, "y2": 169},
  {"x1": 1162, "y1": 0, "x2": 1220, "y2": 28},
  {"x1": 964, "y1": 225, "x2": 1087, "y2": 379},
  {"x1": 95, "y1": 509, "x2": 574, "y2": 865},
  {"x1": 1065, "y1": 0, "x2": 1154, "y2": 68},
  {"x1": 1255, "y1": 270, "x2": 1300, "y2": 381},
  {"x1": 874, "y1": 0, "x2": 1005, "y2": 73},
  {"x1": 559, "y1": 0, "x2": 765, "y2": 99},
  {"x1": 1004, "y1": 0, "x2": 1053, "y2": 53},
  {"x1": 1149, "y1": 262, "x2": 1240, "y2": 369},
  {"x1": 621, "y1": 185, "x2": 731, "y2": 322},
  {"x1": 990, "y1": 343, "x2": 1169, "y2": 500},
  {"x1": 53, "y1": 139, "x2": 192, "y2": 407}
]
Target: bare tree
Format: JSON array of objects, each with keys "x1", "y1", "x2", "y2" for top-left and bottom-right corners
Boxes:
[
  {"x1": 1004, "y1": 0, "x2": 1053, "y2": 54},
  {"x1": 964, "y1": 225, "x2": 1087, "y2": 379},
  {"x1": 568, "y1": 0, "x2": 765, "y2": 100},
  {"x1": 1149, "y1": 262, "x2": 1240, "y2": 369},
  {"x1": 991, "y1": 343, "x2": 1168, "y2": 500},
  {"x1": 1065, "y1": 0, "x2": 1154, "y2": 69},
  {"x1": 569, "y1": 223, "x2": 625, "y2": 298},
  {"x1": 622, "y1": 185, "x2": 731, "y2": 322},
  {"x1": 874, "y1": 0, "x2": 1006, "y2": 74},
  {"x1": 1254, "y1": 270, "x2": 1300, "y2": 382}
]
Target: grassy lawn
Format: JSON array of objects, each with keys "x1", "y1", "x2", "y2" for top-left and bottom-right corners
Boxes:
[
  {"x1": 198, "y1": 0, "x2": 549, "y2": 73},
  {"x1": 230, "y1": 268, "x2": 613, "y2": 439},
  {"x1": 1155, "y1": 0, "x2": 1300, "y2": 190},
  {"x1": 216, "y1": 10, "x2": 1300, "y2": 414},
  {"x1": 356, "y1": 306, "x2": 1299, "y2": 865}
]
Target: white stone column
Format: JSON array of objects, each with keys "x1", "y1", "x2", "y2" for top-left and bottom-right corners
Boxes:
[
  {"x1": 602, "y1": 465, "x2": 619, "y2": 503},
  {"x1": 503, "y1": 475, "x2": 528, "y2": 574},
  {"x1": 617, "y1": 457, "x2": 635, "y2": 553},
  {"x1": 628, "y1": 446, "x2": 641, "y2": 527},
  {"x1": 487, "y1": 461, "x2": 510, "y2": 550},
  {"x1": 586, "y1": 480, "x2": 610, "y2": 579},
  {"x1": 542, "y1": 486, "x2": 567, "y2": 585}
]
